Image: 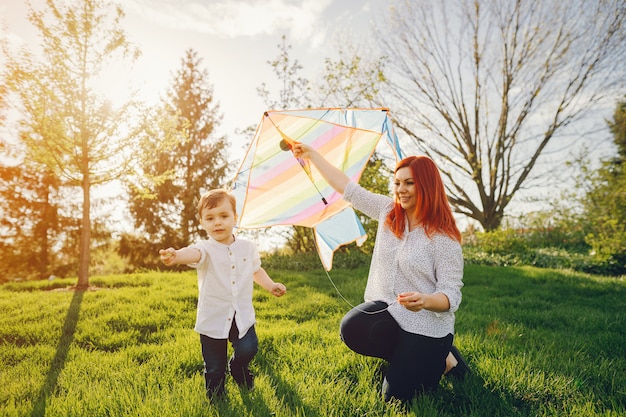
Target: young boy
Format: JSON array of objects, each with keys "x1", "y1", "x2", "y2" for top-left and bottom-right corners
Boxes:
[{"x1": 159, "y1": 189, "x2": 286, "y2": 398}]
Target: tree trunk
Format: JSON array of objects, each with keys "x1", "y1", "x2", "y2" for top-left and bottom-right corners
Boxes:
[
  {"x1": 38, "y1": 182, "x2": 51, "y2": 280},
  {"x1": 76, "y1": 179, "x2": 90, "y2": 290}
]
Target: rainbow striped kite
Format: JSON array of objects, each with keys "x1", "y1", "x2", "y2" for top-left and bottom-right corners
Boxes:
[{"x1": 231, "y1": 108, "x2": 403, "y2": 269}]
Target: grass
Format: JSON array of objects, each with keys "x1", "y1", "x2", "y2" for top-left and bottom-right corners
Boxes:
[{"x1": 0, "y1": 265, "x2": 625, "y2": 416}]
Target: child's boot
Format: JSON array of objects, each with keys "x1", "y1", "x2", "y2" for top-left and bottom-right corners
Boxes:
[
  {"x1": 229, "y1": 360, "x2": 254, "y2": 389},
  {"x1": 204, "y1": 371, "x2": 226, "y2": 399}
]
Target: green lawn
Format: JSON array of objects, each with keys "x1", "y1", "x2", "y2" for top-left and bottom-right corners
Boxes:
[{"x1": 1, "y1": 264, "x2": 624, "y2": 416}]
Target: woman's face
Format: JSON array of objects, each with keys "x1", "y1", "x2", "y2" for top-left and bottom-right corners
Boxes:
[{"x1": 394, "y1": 167, "x2": 417, "y2": 212}]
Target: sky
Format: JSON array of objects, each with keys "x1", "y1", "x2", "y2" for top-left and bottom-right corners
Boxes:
[
  {"x1": 0, "y1": 0, "x2": 385, "y2": 247},
  {"x1": 1, "y1": 0, "x2": 381, "y2": 163},
  {"x1": 2, "y1": 0, "x2": 619, "y2": 239}
]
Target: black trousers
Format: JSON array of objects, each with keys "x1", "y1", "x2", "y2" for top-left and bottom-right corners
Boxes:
[
  {"x1": 340, "y1": 301, "x2": 453, "y2": 402},
  {"x1": 199, "y1": 319, "x2": 258, "y2": 396}
]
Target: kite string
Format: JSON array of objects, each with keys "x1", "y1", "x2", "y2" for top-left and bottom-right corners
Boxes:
[
  {"x1": 264, "y1": 112, "x2": 328, "y2": 205},
  {"x1": 320, "y1": 267, "x2": 396, "y2": 315},
  {"x1": 312, "y1": 230, "x2": 396, "y2": 315}
]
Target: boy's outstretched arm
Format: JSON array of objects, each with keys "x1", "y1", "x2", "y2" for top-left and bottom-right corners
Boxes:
[
  {"x1": 159, "y1": 247, "x2": 201, "y2": 266},
  {"x1": 254, "y1": 267, "x2": 287, "y2": 297}
]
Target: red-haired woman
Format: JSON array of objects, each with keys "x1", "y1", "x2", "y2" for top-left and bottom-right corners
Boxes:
[{"x1": 294, "y1": 143, "x2": 469, "y2": 403}]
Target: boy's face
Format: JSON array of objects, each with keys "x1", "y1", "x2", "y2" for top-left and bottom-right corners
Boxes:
[{"x1": 199, "y1": 198, "x2": 236, "y2": 245}]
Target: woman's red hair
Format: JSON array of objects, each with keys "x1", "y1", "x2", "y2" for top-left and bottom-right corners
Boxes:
[{"x1": 385, "y1": 156, "x2": 461, "y2": 242}]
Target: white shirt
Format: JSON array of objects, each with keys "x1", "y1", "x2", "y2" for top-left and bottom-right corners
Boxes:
[
  {"x1": 188, "y1": 236, "x2": 261, "y2": 339},
  {"x1": 343, "y1": 181, "x2": 464, "y2": 338}
]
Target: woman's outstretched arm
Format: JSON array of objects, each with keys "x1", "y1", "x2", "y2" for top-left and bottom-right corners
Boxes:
[{"x1": 293, "y1": 143, "x2": 350, "y2": 194}]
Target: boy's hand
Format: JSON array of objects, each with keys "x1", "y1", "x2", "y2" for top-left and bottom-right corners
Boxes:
[
  {"x1": 159, "y1": 248, "x2": 177, "y2": 266},
  {"x1": 270, "y1": 283, "x2": 287, "y2": 297}
]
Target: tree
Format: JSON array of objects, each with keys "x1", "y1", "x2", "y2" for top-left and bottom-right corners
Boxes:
[
  {"x1": 2, "y1": 0, "x2": 141, "y2": 288},
  {"x1": 581, "y1": 98, "x2": 626, "y2": 271},
  {"x1": 0, "y1": 164, "x2": 59, "y2": 281},
  {"x1": 124, "y1": 49, "x2": 229, "y2": 270},
  {"x1": 257, "y1": 35, "x2": 311, "y2": 111},
  {"x1": 608, "y1": 99, "x2": 626, "y2": 161},
  {"x1": 163, "y1": 50, "x2": 229, "y2": 244},
  {"x1": 374, "y1": 0, "x2": 626, "y2": 231},
  {"x1": 0, "y1": 79, "x2": 6, "y2": 131},
  {"x1": 316, "y1": 39, "x2": 388, "y2": 109}
]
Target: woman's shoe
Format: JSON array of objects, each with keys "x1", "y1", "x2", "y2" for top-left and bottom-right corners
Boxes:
[{"x1": 446, "y1": 345, "x2": 470, "y2": 380}]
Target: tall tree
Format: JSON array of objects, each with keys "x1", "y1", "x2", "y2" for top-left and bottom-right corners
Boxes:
[
  {"x1": 581, "y1": 98, "x2": 626, "y2": 270},
  {"x1": 257, "y1": 35, "x2": 311, "y2": 111},
  {"x1": 124, "y1": 49, "x2": 229, "y2": 269},
  {"x1": 373, "y1": 0, "x2": 626, "y2": 230},
  {"x1": 165, "y1": 50, "x2": 229, "y2": 244},
  {"x1": 0, "y1": 164, "x2": 60, "y2": 281},
  {"x1": 608, "y1": 99, "x2": 626, "y2": 161},
  {"x1": 2, "y1": 0, "x2": 141, "y2": 288},
  {"x1": 316, "y1": 39, "x2": 388, "y2": 109}
]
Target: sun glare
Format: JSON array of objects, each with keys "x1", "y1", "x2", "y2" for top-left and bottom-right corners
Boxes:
[{"x1": 92, "y1": 58, "x2": 166, "y2": 109}]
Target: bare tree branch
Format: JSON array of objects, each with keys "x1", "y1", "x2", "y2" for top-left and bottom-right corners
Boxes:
[{"x1": 375, "y1": 0, "x2": 626, "y2": 230}]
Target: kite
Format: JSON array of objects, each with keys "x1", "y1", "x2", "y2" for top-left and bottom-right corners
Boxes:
[{"x1": 231, "y1": 108, "x2": 404, "y2": 270}]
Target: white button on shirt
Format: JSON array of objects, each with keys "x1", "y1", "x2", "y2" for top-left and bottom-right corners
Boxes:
[
  {"x1": 343, "y1": 182, "x2": 464, "y2": 338},
  {"x1": 188, "y1": 237, "x2": 261, "y2": 339}
]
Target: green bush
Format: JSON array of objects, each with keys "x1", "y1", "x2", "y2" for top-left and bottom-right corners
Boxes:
[
  {"x1": 461, "y1": 217, "x2": 624, "y2": 276},
  {"x1": 471, "y1": 229, "x2": 528, "y2": 254},
  {"x1": 261, "y1": 249, "x2": 371, "y2": 271},
  {"x1": 463, "y1": 243, "x2": 625, "y2": 276},
  {"x1": 262, "y1": 229, "x2": 625, "y2": 277}
]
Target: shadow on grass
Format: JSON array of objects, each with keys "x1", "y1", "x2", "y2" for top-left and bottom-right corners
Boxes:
[
  {"x1": 207, "y1": 353, "x2": 315, "y2": 417},
  {"x1": 432, "y1": 372, "x2": 532, "y2": 417},
  {"x1": 210, "y1": 386, "x2": 276, "y2": 417},
  {"x1": 237, "y1": 385, "x2": 276, "y2": 417},
  {"x1": 246, "y1": 350, "x2": 319, "y2": 417},
  {"x1": 29, "y1": 289, "x2": 83, "y2": 417},
  {"x1": 451, "y1": 265, "x2": 626, "y2": 415}
]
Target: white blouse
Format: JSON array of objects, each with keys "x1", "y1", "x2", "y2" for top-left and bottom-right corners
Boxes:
[
  {"x1": 343, "y1": 181, "x2": 464, "y2": 338},
  {"x1": 188, "y1": 237, "x2": 261, "y2": 339}
]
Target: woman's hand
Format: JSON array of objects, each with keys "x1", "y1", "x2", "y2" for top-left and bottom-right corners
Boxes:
[
  {"x1": 397, "y1": 292, "x2": 426, "y2": 312},
  {"x1": 398, "y1": 291, "x2": 451, "y2": 312},
  {"x1": 292, "y1": 143, "x2": 315, "y2": 159},
  {"x1": 291, "y1": 142, "x2": 349, "y2": 194}
]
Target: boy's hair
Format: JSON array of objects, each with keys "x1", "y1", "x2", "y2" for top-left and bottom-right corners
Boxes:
[{"x1": 197, "y1": 189, "x2": 237, "y2": 218}]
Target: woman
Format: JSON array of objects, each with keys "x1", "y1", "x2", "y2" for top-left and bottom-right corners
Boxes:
[{"x1": 294, "y1": 143, "x2": 469, "y2": 402}]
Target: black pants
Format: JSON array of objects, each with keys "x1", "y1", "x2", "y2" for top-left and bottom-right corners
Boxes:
[
  {"x1": 340, "y1": 301, "x2": 453, "y2": 402},
  {"x1": 199, "y1": 319, "x2": 258, "y2": 397}
]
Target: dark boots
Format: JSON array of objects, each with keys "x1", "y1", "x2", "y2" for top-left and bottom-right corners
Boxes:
[
  {"x1": 204, "y1": 371, "x2": 226, "y2": 399},
  {"x1": 204, "y1": 366, "x2": 254, "y2": 399},
  {"x1": 229, "y1": 358, "x2": 255, "y2": 389}
]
